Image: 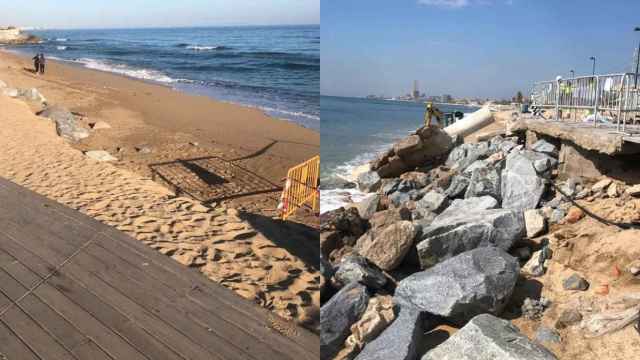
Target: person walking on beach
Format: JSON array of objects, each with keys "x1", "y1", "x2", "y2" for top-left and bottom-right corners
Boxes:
[
  {"x1": 32, "y1": 53, "x2": 40, "y2": 74},
  {"x1": 38, "y1": 53, "x2": 46, "y2": 75}
]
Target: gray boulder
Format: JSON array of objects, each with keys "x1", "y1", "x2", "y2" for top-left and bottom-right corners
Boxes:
[
  {"x1": 39, "y1": 106, "x2": 89, "y2": 143},
  {"x1": 355, "y1": 308, "x2": 423, "y2": 360},
  {"x1": 354, "y1": 194, "x2": 381, "y2": 220},
  {"x1": 501, "y1": 151, "x2": 547, "y2": 211},
  {"x1": 356, "y1": 221, "x2": 418, "y2": 271},
  {"x1": 437, "y1": 196, "x2": 499, "y2": 220},
  {"x1": 464, "y1": 165, "x2": 501, "y2": 201},
  {"x1": 415, "y1": 190, "x2": 449, "y2": 215},
  {"x1": 333, "y1": 254, "x2": 387, "y2": 290},
  {"x1": 422, "y1": 314, "x2": 557, "y2": 360},
  {"x1": 321, "y1": 282, "x2": 369, "y2": 360},
  {"x1": 531, "y1": 139, "x2": 558, "y2": 157},
  {"x1": 501, "y1": 140, "x2": 518, "y2": 154},
  {"x1": 417, "y1": 209, "x2": 525, "y2": 269},
  {"x1": 396, "y1": 247, "x2": 520, "y2": 325},
  {"x1": 444, "y1": 175, "x2": 470, "y2": 198},
  {"x1": 357, "y1": 171, "x2": 382, "y2": 193}
]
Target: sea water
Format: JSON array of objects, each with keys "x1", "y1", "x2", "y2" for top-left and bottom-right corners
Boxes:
[
  {"x1": 320, "y1": 95, "x2": 480, "y2": 213},
  {"x1": 9, "y1": 26, "x2": 319, "y2": 129}
]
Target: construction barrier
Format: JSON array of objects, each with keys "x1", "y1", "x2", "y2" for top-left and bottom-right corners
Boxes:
[{"x1": 279, "y1": 155, "x2": 320, "y2": 220}]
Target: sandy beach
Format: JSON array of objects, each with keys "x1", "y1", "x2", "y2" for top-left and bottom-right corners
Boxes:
[{"x1": 0, "y1": 50, "x2": 320, "y2": 331}]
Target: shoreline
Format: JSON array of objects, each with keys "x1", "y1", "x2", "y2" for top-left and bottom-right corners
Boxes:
[
  {"x1": 0, "y1": 49, "x2": 320, "y2": 222},
  {"x1": 0, "y1": 45, "x2": 320, "y2": 332}
]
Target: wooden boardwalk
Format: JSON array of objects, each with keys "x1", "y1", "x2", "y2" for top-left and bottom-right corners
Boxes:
[{"x1": 0, "y1": 177, "x2": 319, "y2": 360}]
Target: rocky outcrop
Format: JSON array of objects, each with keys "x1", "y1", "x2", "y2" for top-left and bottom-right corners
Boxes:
[
  {"x1": 422, "y1": 314, "x2": 558, "y2": 360},
  {"x1": 371, "y1": 126, "x2": 453, "y2": 178},
  {"x1": 395, "y1": 247, "x2": 520, "y2": 325},
  {"x1": 321, "y1": 282, "x2": 370, "y2": 360},
  {"x1": 0, "y1": 27, "x2": 40, "y2": 45}
]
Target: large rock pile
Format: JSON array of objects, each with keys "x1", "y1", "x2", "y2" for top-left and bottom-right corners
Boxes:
[{"x1": 320, "y1": 127, "x2": 569, "y2": 359}]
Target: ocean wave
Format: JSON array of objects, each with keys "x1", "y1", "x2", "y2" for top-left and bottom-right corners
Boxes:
[
  {"x1": 176, "y1": 43, "x2": 230, "y2": 51},
  {"x1": 56, "y1": 38, "x2": 68, "y2": 42},
  {"x1": 56, "y1": 46, "x2": 68, "y2": 51},
  {"x1": 257, "y1": 106, "x2": 320, "y2": 121},
  {"x1": 320, "y1": 188, "x2": 369, "y2": 214},
  {"x1": 264, "y1": 62, "x2": 319, "y2": 71},
  {"x1": 66, "y1": 57, "x2": 178, "y2": 83}
]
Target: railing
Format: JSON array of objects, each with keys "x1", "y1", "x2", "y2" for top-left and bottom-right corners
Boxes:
[
  {"x1": 530, "y1": 73, "x2": 640, "y2": 134},
  {"x1": 279, "y1": 156, "x2": 320, "y2": 220}
]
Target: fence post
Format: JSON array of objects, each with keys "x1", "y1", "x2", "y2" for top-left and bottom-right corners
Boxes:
[
  {"x1": 555, "y1": 79, "x2": 560, "y2": 121},
  {"x1": 593, "y1": 76, "x2": 600, "y2": 128}
]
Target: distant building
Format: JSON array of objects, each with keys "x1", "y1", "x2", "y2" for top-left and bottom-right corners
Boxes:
[
  {"x1": 442, "y1": 94, "x2": 453, "y2": 103},
  {"x1": 412, "y1": 80, "x2": 420, "y2": 100}
]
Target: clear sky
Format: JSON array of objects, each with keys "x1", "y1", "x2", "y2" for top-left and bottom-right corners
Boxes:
[
  {"x1": 0, "y1": 0, "x2": 319, "y2": 29},
  {"x1": 321, "y1": 0, "x2": 640, "y2": 99}
]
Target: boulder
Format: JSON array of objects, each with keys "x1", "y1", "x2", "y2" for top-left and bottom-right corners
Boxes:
[
  {"x1": 444, "y1": 175, "x2": 470, "y2": 198},
  {"x1": 555, "y1": 309, "x2": 582, "y2": 329},
  {"x1": 84, "y1": 150, "x2": 118, "y2": 162},
  {"x1": 368, "y1": 208, "x2": 412, "y2": 232},
  {"x1": 562, "y1": 274, "x2": 589, "y2": 291},
  {"x1": 355, "y1": 194, "x2": 381, "y2": 220},
  {"x1": 354, "y1": 308, "x2": 423, "y2": 360},
  {"x1": 437, "y1": 196, "x2": 498, "y2": 220},
  {"x1": 531, "y1": 139, "x2": 558, "y2": 157},
  {"x1": 39, "y1": 106, "x2": 90, "y2": 142},
  {"x1": 415, "y1": 190, "x2": 449, "y2": 215},
  {"x1": 464, "y1": 165, "x2": 501, "y2": 201},
  {"x1": 356, "y1": 221, "x2": 418, "y2": 271},
  {"x1": 371, "y1": 126, "x2": 453, "y2": 178},
  {"x1": 357, "y1": 171, "x2": 382, "y2": 193},
  {"x1": 524, "y1": 209, "x2": 546, "y2": 238},
  {"x1": 333, "y1": 254, "x2": 387, "y2": 290},
  {"x1": 422, "y1": 314, "x2": 558, "y2": 360},
  {"x1": 501, "y1": 151, "x2": 547, "y2": 211},
  {"x1": 394, "y1": 134, "x2": 423, "y2": 157},
  {"x1": 521, "y1": 249, "x2": 551, "y2": 277},
  {"x1": 400, "y1": 171, "x2": 430, "y2": 188},
  {"x1": 320, "y1": 255, "x2": 335, "y2": 298},
  {"x1": 417, "y1": 209, "x2": 525, "y2": 269},
  {"x1": 321, "y1": 282, "x2": 369, "y2": 360},
  {"x1": 395, "y1": 247, "x2": 520, "y2": 325}
]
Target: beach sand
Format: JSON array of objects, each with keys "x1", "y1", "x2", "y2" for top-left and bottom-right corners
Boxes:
[{"x1": 0, "y1": 50, "x2": 320, "y2": 331}]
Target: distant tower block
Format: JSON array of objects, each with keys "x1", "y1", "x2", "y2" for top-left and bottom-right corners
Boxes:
[{"x1": 412, "y1": 80, "x2": 420, "y2": 99}]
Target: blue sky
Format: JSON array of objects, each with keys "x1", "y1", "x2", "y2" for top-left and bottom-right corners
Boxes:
[
  {"x1": 0, "y1": 0, "x2": 319, "y2": 29},
  {"x1": 322, "y1": 0, "x2": 640, "y2": 99}
]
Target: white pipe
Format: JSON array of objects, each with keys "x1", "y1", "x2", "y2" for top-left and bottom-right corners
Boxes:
[{"x1": 444, "y1": 106, "x2": 494, "y2": 138}]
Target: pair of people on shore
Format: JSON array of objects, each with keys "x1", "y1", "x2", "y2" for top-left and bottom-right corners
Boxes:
[{"x1": 32, "y1": 53, "x2": 46, "y2": 75}]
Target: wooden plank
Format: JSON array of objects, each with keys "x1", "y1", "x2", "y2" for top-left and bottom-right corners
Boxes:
[
  {"x1": 0, "y1": 232, "x2": 182, "y2": 360},
  {"x1": 0, "y1": 223, "x2": 216, "y2": 360},
  {"x1": 0, "y1": 269, "x2": 112, "y2": 360},
  {"x1": 0, "y1": 242, "x2": 147, "y2": 360},
  {"x1": 0, "y1": 301, "x2": 74, "y2": 360},
  {"x1": 0, "y1": 177, "x2": 319, "y2": 358},
  {"x1": 96, "y1": 229, "x2": 320, "y2": 360},
  {"x1": 0, "y1": 320, "x2": 40, "y2": 360},
  {"x1": 84, "y1": 239, "x2": 279, "y2": 359}
]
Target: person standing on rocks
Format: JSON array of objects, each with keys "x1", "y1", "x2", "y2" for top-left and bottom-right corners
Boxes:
[
  {"x1": 38, "y1": 53, "x2": 46, "y2": 75},
  {"x1": 32, "y1": 53, "x2": 40, "y2": 74}
]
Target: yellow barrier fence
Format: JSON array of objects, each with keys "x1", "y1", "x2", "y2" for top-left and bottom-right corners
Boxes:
[{"x1": 280, "y1": 155, "x2": 320, "y2": 220}]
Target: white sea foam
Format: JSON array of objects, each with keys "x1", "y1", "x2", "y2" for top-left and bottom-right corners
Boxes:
[
  {"x1": 186, "y1": 45, "x2": 223, "y2": 51},
  {"x1": 55, "y1": 38, "x2": 68, "y2": 42},
  {"x1": 66, "y1": 57, "x2": 177, "y2": 83},
  {"x1": 56, "y1": 46, "x2": 67, "y2": 50},
  {"x1": 258, "y1": 106, "x2": 320, "y2": 121},
  {"x1": 320, "y1": 188, "x2": 370, "y2": 214}
]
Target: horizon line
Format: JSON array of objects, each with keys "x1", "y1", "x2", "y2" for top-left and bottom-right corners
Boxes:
[{"x1": 19, "y1": 23, "x2": 319, "y2": 31}]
